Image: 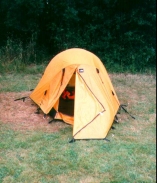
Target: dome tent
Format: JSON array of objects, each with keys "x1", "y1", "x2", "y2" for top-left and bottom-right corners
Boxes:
[{"x1": 30, "y1": 48, "x2": 120, "y2": 140}]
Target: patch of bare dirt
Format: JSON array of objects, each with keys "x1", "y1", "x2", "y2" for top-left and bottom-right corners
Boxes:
[{"x1": 0, "y1": 92, "x2": 67, "y2": 132}]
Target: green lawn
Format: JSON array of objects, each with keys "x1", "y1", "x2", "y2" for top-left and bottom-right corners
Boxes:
[{"x1": 0, "y1": 73, "x2": 156, "y2": 183}]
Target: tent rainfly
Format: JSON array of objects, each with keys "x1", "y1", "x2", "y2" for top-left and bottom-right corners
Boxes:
[{"x1": 30, "y1": 48, "x2": 121, "y2": 141}]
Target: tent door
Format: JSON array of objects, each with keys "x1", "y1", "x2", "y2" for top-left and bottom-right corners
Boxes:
[{"x1": 58, "y1": 72, "x2": 76, "y2": 116}]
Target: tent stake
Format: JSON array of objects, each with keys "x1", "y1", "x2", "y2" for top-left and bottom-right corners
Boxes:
[
  {"x1": 103, "y1": 138, "x2": 110, "y2": 142},
  {"x1": 69, "y1": 138, "x2": 75, "y2": 143}
]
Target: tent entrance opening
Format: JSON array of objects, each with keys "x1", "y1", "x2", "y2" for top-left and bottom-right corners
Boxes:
[{"x1": 58, "y1": 72, "x2": 76, "y2": 116}]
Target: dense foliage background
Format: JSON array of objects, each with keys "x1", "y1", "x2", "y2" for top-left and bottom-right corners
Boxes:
[{"x1": 0, "y1": 0, "x2": 156, "y2": 72}]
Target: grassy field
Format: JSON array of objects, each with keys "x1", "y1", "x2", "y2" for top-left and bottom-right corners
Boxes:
[{"x1": 0, "y1": 71, "x2": 156, "y2": 183}]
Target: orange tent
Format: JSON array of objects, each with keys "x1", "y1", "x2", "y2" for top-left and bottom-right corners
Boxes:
[{"x1": 30, "y1": 48, "x2": 120, "y2": 140}]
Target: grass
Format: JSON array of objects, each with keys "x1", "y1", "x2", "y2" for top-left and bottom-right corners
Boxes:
[
  {"x1": 0, "y1": 71, "x2": 156, "y2": 183},
  {"x1": 0, "y1": 74, "x2": 41, "y2": 92},
  {"x1": 0, "y1": 64, "x2": 45, "y2": 92}
]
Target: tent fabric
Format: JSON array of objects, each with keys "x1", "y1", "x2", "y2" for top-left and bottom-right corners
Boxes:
[{"x1": 30, "y1": 48, "x2": 120, "y2": 139}]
